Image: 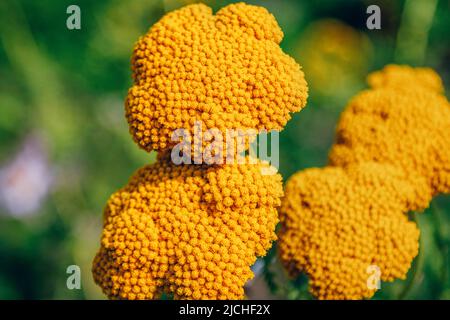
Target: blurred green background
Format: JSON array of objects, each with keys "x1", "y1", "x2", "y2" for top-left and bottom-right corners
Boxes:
[{"x1": 0, "y1": 0, "x2": 448, "y2": 300}]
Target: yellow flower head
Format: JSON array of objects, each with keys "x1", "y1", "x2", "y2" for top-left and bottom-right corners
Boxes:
[
  {"x1": 329, "y1": 82, "x2": 450, "y2": 195},
  {"x1": 92, "y1": 152, "x2": 283, "y2": 300},
  {"x1": 278, "y1": 162, "x2": 427, "y2": 300},
  {"x1": 279, "y1": 65, "x2": 446, "y2": 300},
  {"x1": 125, "y1": 3, "x2": 308, "y2": 156},
  {"x1": 367, "y1": 64, "x2": 444, "y2": 94}
]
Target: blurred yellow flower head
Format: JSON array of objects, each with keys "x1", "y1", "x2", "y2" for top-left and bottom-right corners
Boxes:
[
  {"x1": 367, "y1": 64, "x2": 444, "y2": 93},
  {"x1": 296, "y1": 19, "x2": 372, "y2": 100},
  {"x1": 279, "y1": 65, "x2": 449, "y2": 300},
  {"x1": 330, "y1": 66, "x2": 450, "y2": 195}
]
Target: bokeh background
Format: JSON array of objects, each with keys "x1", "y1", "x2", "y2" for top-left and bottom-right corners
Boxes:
[{"x1": 0, "y1": 0, "x2": 448, "y2": 299}]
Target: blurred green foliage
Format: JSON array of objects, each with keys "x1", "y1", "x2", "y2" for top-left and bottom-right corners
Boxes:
[{"x1": 0, "y1": 0, "x2": 448, "y2": 299}]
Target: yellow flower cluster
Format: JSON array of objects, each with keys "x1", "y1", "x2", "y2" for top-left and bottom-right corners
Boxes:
[
  {"x1": 279, "y1": 163, "x2": 424, "y2": 300},
  {"x1": 330, "y1": 65, "x2": 450, "y2": 195},
  {"x1": 126, "y1": 3, "x2": 308, "y2": 156},
  {"x1": 279, "y1": 65, "x2": 449, "y2": 300},
  {"x1": 93, "y1": 153, "x2": 282, "y2": 299},
  {"x1": 93, "y1": 3, "x2": 305, "y2": 300},
  {"x1": 367, "y1": 64, "x2": 444, "y2": 93}
]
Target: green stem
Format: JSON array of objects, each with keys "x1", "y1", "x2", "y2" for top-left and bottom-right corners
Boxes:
[
  {"x1": 429, "y1": 202, "x2": 449, "y2": 295},
  {"x1": 395, "y1": 0, "x2": 438, "y2": 64},
  {"x1": 399, "y1": 212, "x2": 424, "y2": 300}
]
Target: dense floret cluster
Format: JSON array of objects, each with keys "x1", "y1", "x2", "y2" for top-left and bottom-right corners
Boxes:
[
  {"x1": 93, "y1": 153, "x2": 282, "y2": 299},
  {"x1": 126, "y1": 3, "x2": 308, "y2": 157},
  {"x1": 330, "y1": 67, "x2": 450, "y2": 195},
  {"x1": 93, "y1": 2, "x2": 307, "y2": 300},
  {"x1": 367, "y1": 64, "x2": 444, "y2": 93},
  {"x1": 279, "y1": 163, "x2": 425, "y2": 299},
  {"x1": 279, "y1": 65, "x2": 449, "y2": 299}
]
